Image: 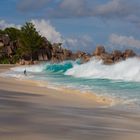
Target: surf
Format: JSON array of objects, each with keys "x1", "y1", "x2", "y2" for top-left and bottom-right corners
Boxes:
[
  {"x1": 11, "y1": 60, "x2": 81, "y2": 74},
  {"x1": 65, "y1": 57, "x2": 140, "y2": 82},
  {"x1": 2, "y1": 57, "x2": 140, "y2": 109}
]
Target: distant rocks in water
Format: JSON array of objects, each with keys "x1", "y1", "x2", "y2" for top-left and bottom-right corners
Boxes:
[
  {"x1": 123, "y1": 49, "x2": 136, "y2": 59},
  {"x1": 74, "y1": 51, "x2": 91, "y2": 63},
  {"x1": 92, "y1": 46, "x2": 136, "y2": 65},
  {"x1": 0, "y1": 34, "x2": 137, "y2": 65},
  {"x1": 112, "y1": 50, "x2": 123, "y2": 62},
  {"x1": 93, "y1": 45, "x2": 105, "y2": 56}
]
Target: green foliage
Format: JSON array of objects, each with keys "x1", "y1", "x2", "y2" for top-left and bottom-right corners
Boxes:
[
  {"x1": 4, "y1": 27, "x2": 21, "y2": 41},
  {"x1": 0, "y1": 22, "x2": 45, "y2": 64},
  {"x1": 0, "y1": 29, "x2": 5, "y2": 35},
  {"x1": 19, "y1": 22, "x2": 43, "y2": 59},
  {"x1": 11, "y1": 54, "x2": 20, "y2": 64},
  {"x1": 0, "y1": 57, "x2": 10, "y2": 64}
]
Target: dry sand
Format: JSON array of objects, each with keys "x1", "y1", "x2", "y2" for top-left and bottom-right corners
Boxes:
[{"x1": 0, "y1": 65, "x2": 140, "y2": 140}]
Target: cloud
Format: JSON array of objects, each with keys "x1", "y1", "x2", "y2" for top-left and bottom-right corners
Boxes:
[
  {"x1": 109, "y1": 34, "x2": 140, "y2": 48},
  {"x1": 95, "y1": 0, "x2": 140, "y2": 24},
  {"x1": 31, "y1": 19, "x2": 94, "y2": 52},
  {"x1": 17, "y1": 0, "x2": 50, "y2": 12},
  {"x1": 17, "y1": 0, "x2": 92, "y2": 18},
  {"x1": 95, "y1": 0, "x2": 122, "y2": 17},
  {"x1": 48, "y1": 0, "x2": 90, "y2": 18},
  {"x1": 17, "y1": 0, "x2": 140, "y2": 25},
  {"x1": 32, "y1": 19, "x2": 63, "y2": 43},
  {"x1": 64, "y1": 35, "x2": 94, "y2": 52},
  {"x1": 0, "y1": 20, "x2": 21, "y2": 29}
]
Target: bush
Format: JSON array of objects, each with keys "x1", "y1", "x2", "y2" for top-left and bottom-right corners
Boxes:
[
  {"x1": 4, "y1": 27, "x2": 21, "y2": 41},
  {"x1": 0, "y1": 57, "x2": 10, "y2": 64}
]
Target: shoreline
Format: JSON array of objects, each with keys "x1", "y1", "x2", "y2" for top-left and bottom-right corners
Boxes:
[
  {"x1": 0, "y1": 65, "x2": 137, "y2": 109},
  {"x1": 0, "y1": 64, "x2": 114, "y2": 107},
  {"x1": 0, "y1": 65, "x2": 140, "y2": 140},
  {"x1": 0, "y1": 65, "x2": 139, "y2": 109},
  {"x1": 0, "y1": 76, "x2": 111, "y2": 108}
]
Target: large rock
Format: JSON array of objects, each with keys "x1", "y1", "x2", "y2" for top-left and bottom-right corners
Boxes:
[
  {"x1": 0, "y1": 42, "x2": 4, "y2": 47},
  {"x1": 100, "y1": 53, "x2": 114, "y2": 65},
  {"x1": 101, "y1": 53, "x2": 113, "y2": 60},
  {"x1": 74, "y1": 51, "x2": 91, "y2": 63},
  {"x1": 93, "y1": 46, "x2": 105, "y2": 56},
  {"x1": 63, "y1": 49, "x2": 73, "y2": 60},
  {"x1": 37, "y1": 48, "x2": 51, "y2": 61},
  {"x1": 112, "y1": 50, "x2": 123, "y2": 62},
  {"x1": 52, "y1": 43, "x2": 63, "y2": 53},
  {"x1": 103, "y1": 59, "x2": 114, "y2": 65},
  {"x1": 0, "y1": 36, "x2": 18, "y2": 57},
  {"x1": 93, "y1": 50, "x2": 114, "y2": 65},
  {"x1": 31, "y1": 38, "x2": 53, "y2": 61},
  {"x1": 0, "y1": 35, "x2": 10, "y2": 46},
  {"x1": 6, "y1": 46, "x2": 13, "y2": 56},
  {"x1": 75, "y1": 51, "x2": 86, "y2": 58},
  {"x1": 123, "y1": 49, "x2": 136, "y2": 59},
  {"x1": 81, "y1": 54, "x2": 91, "y2": 63},
  {"x1": 51, "y1": 43, "x2": 65, "y2": 62},
  {"x1": 41, "y1": 38, "x2": 53, "y2": 60}
]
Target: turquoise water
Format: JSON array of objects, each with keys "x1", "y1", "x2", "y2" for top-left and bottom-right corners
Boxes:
[{"x1": 4, "y1": 58, "x2": 140, "y2": 107}]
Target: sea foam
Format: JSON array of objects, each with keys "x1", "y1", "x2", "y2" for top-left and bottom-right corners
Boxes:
[
  {"x1": 10, "y1": 57, "x2": 140, "y2": 82},
  {"x1": 11, "y1": 64, "x2": 46, "y2": 73},
  {"x1": 65, "y1": 57, "x2": 140, "y2": 82}
]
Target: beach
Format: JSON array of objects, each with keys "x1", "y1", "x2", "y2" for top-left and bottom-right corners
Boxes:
[{"x1": 0, "y1": 65, "x2": 140, "y2": 140}]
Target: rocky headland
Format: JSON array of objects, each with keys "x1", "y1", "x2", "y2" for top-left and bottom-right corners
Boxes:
[
  {"x1": 0, "y1": 33, "x2": 137, "y2": 65},
  {"x1": 0, "y1": 23, "x2": 137, "y2": 65}
]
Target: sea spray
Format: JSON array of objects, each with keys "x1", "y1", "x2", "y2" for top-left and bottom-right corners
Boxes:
[
  {"x1": 65, "y1": 57, "x2": 140, "y2": 82},
  {"x1": 9, "y1": 57, "x2": 140, "y2": 82},
  {"x1": 11, "y1": 60, "x2": 80, "y2": 73},
  {"x1": 11, "y1": 63, "x2": 46, "y2": 73}
]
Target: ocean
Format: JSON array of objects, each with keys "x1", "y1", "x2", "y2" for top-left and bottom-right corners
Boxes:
[{"x1": 2, "y1": 57, "x2": 140, "y2": 110}]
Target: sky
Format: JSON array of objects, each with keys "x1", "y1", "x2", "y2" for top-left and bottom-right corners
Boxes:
[{"x1": 1, "y1": 0, "x2": 140, "y2": 53}]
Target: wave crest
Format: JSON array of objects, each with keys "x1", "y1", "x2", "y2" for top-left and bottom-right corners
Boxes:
[
  {"x1": 11, "y1": 61, "x2": 77, "y2": 73},
  {"x1": 65, "y1": 57, "x2": 140, "y2": 82},
  {"x1": 11, "y1": 57, "x2": 140, "y2": 82}
]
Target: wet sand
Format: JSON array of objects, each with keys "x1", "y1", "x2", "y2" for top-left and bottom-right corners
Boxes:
[{"x1": 0, "y1": 65, "x2": 140, "y2": 140}]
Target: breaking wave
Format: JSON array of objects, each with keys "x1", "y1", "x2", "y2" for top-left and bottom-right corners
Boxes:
[
  {"x1": 11, "y1": 60, "x2": 80, "y2": 73},
  {"x1": 65, "y1": 57, "x2": 140, "y2": 82},
  {"x1": 11, "y1": 57, "x2": 140, "y2": 82},
  {"x1": 2, "y1": 57, "x2": 140, "y2": 109}
]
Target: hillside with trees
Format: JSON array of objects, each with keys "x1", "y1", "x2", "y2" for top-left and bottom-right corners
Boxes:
[{"x1": 0, "y1": 22, "x2": 75, "y2": 64}]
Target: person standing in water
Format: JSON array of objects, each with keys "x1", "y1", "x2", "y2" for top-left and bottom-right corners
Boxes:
[{"x1": 24, "y1": 69, "x2": 27, "y2": 76}]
